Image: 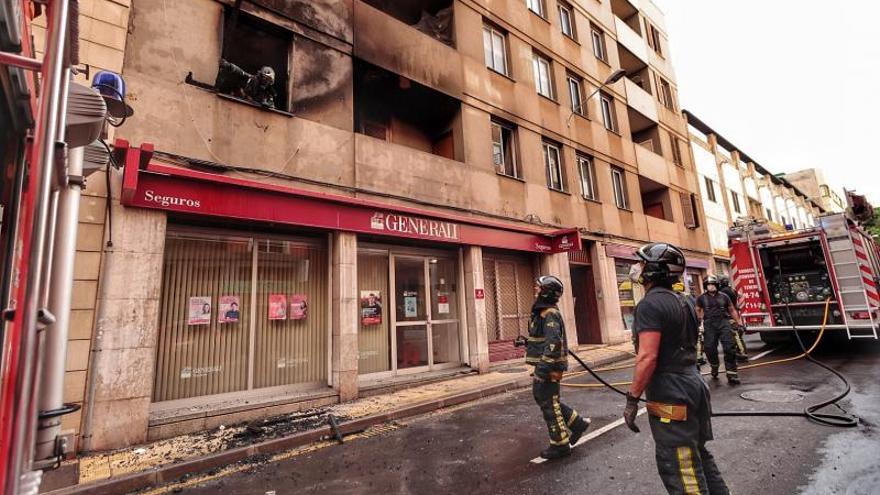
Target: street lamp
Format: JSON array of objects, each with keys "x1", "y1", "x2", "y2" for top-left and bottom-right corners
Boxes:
[{"x1": 566, "y1": 68, "x2": 627, "y2": 127}]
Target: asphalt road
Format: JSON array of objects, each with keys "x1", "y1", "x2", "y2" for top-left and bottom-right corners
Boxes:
[{"x1": 169, "y1": 334, "x2": 880, "y2": 495}]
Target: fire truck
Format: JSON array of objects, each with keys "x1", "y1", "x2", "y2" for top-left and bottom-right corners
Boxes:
[{"x1": 728, "y1": 213, "x2": 880, "y2": 343}]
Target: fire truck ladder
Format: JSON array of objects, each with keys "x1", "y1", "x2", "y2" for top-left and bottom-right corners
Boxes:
[{"x1": 823, "y1": 215, "x2": 878, "y2": 339}]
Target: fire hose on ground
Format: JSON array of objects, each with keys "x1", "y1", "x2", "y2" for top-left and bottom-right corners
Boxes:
[{"x1": 558, "y1": 298, "x2": 859, "y2": 428}]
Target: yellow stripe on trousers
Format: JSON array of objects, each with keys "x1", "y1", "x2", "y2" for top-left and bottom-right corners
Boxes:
[
  {"x1": 676, "y1": 446, "x2": 703, "y2": 495},
  {"x1": 552, "y1": 396, "x2": 569, "y2": 443}
]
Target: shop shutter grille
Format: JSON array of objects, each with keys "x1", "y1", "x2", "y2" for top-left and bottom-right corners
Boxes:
[{"x1": 483, "y1": 258, "x2": 499, "y2": 341}]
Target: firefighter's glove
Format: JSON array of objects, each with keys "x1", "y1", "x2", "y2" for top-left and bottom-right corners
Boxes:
[
  {"x1": 623, "y1": 392, "x2": 641, "y2": 433},
  {"x1": 548, "y1": 370, "x2": 564, "y2": 382},
  {"x1": 513, "y1": 335, "x2": 527, "y2": 348}
]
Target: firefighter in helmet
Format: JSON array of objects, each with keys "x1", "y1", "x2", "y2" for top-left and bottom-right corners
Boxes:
[
  {"x1": 696, "y1": 275, "x2": 742, "y2": 385},
  {"x1": 717, "y1": 275, "x2": 748, "y2": 362},
  {"x1": 623, "y1": 243, "x2": 731, "y2": 494},
  {"x1": 525, "y1": 275, "x2": 590, "y2": 459}
]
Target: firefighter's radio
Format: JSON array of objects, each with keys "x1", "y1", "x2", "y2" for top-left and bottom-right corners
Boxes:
[{"x1": 769, "y1": 270, "x2": 833, "y2": 304}]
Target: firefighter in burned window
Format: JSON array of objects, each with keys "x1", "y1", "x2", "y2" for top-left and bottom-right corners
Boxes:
[
  {"x1": 518, "y1": 275, "x2": 590, "y2": 459},
  {"x1": 623, "y1": 243, "x2": 731, "y2": 495},
  {"x1": 717, "y1": 275, "x2": 749, "y2": 362},
  {"x1": 215, "y1": 59, "x2": 277, "y2": 109},
  {"x1": 696, "y1": 276, "x2": 742, "y2": 385}
]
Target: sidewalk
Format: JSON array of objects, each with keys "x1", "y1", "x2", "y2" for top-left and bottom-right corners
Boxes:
[{"x1": 45, "y1": 342, "x2": 634, "y2": 495}]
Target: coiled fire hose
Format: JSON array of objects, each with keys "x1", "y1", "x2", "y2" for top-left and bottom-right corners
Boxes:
[{"x1": 560, "y1": 298, "x2": 859, "y2": 427}]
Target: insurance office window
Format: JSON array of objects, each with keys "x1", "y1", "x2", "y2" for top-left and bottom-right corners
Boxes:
[
  {"x1": 600, "y1": 92, "x2": 617, "y2": 132},
  {"x1": 590, "y1": 24, "x2": 607, "y2": 62},
  {"x1": 482, "y1": 24, "x2": 508, "y2": 75},
  {"x1": 704, "y1": 177, "x2": 717, "y2": 202},
  {"x1": 558, "y1": 2, "x2": 576, "y2": 39},
  {"x1": 611, "y1": 166, "x2": 629, "y2": 209},
  {"x1": 533, "y1": 53, "x2": 554, "y2": 99},
  {"x1": 527, "y1": 0, "x2": 545, "y2": 17},
  {"x1": 491, "y1": 119, "x2": 519, "y2": 178},
  {"x1": 577, "y1": 154, "x2": 597, "y2": 201},
  {"x1": 543, "y1": 141, "x2": 566, "y2": 192}
]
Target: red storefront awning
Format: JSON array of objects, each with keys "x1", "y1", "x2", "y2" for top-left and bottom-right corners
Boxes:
[{"x1": 117, "y1": 141, "x2": 581, "y2": 254}]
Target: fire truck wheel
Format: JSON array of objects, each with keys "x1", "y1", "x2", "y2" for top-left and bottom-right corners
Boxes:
[{"x1": 759, "y1": 331, "x2": 791, "y2": 345}]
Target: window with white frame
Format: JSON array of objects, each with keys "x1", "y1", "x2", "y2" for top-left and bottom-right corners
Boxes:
[
  {"x1": 590, "y1": 24, "x2": 607, "y2": 62},
  {"x1": 704, "y1": 177, "x2": 717, "y2": 202},
  {"x1": 577, "y1": 154, "x2": 597, "y2": 200},
  {"x1": 533, "y1": 53, "x2": 554, "y2": 99},
  {"x1": 491, "y1": 119, "x2": 519, "y2": 178},
  {"x1": 527, "y1": 0, "x2": 545, "y2": 17},
  {"x1": 482, "y1": 24, "x2": 508, "y2": 75},
  {"x1": 543, "y1": 141, "x2": 566, "y2": 192},
  {"x1": 567, "y1": 73, "x2": 584, "y2": 115},
  {"x1": 600, "y1": 92, "x2": 617, "y2": 132},
  {"x1": 611, "y1": 166, "x2": 629, "y2": 209},
  {"x1": 558, "y1": 2, "x2": 576, "y2": 38}
]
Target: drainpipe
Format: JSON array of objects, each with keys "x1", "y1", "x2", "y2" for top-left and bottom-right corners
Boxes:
[
  {"x1": 80, "y1": 175, "x2": 114, "y2": 453},
  {"x1": 34, "y1": 144, "x2": 84, "y2": 462}
]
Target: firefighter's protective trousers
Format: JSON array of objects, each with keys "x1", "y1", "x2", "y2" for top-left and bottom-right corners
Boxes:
[
  {"x1": 648, "y1": 369, "x2": 730, "y2": 495},
  {"x1": 532, "y1": 377, "x2": 582, "y2": 446},
  {"x1": 703, "y1": 319, "x2": 737, "y2": 376},
  {"x1": 731, "y1": 321, "x2": 747, "y2": 355}
]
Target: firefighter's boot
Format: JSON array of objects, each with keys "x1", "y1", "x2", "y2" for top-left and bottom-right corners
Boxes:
[
  {"x1": 727, "y1": 371, "x2": 741, "y2": 385},
  {"x1": 569, "y1": 417, "x2": 591, "y2": 446},
  {"x1": 710, "y1": 366, "x2": 719, "y2": 379},
  {"x1": 540, "y1": 444, "x2": 571, "y2": 460}
]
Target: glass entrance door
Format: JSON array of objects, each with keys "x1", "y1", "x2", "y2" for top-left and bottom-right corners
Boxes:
[{"x1": 391, "y1": 255, "x2": 460, "y2": 373}]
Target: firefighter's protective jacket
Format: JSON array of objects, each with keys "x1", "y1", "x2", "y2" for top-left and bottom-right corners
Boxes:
[{"x1": 525, "y1": 301, "x2": 568, "y2": 379}]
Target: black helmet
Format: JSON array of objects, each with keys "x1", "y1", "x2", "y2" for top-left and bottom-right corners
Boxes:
[
  {"x1": 536, "y1": 275, "x2": 564, "y2": 303},
  {"x1": 635, "y1": 243, "x2": 686, "y2": 283},
  {"x1": 704, "y1": 275, "x2": 719, "y2": 289},
  {"x1": 718, "y1": 274, "x2": 731, "y2": 288}
]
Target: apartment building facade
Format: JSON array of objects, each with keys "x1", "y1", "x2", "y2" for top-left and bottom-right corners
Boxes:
[
  {"x1": 684, "y1": 111, "x2": 824, "y2": 275},
  {"x1": 31, "y1": 0, "x2": 713, "y2": 453},
  {"x1": 783, "y1": 168, "x2": 847, "y2": 214}
]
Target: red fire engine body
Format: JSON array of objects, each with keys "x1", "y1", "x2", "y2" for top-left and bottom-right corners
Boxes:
[{"x1": 729, "y1": 213, "x2": 880, "y2": 342}]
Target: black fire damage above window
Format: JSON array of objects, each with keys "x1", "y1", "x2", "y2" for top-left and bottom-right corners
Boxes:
[{"x1": 361, "y1": 0, "x2": 455, "y2": 46}]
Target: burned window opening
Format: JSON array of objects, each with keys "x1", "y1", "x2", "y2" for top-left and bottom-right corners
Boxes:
[
  {"x1": 639, "y1": 176, "x2": 673, "y2": 221},
  {"x1": 354, "y1": 60, "x2": 462, "y2": 161},
  {"x1": 362, "y1": 0, "x2": 455, "y2": 46},
  {"x1": 213, "y1": 8, "x2": 292, "y2": 111}
]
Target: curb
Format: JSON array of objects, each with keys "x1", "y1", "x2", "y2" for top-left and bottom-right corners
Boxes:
[{"x1": 46, "y1": 350, "x2": 631, "y2": 495}]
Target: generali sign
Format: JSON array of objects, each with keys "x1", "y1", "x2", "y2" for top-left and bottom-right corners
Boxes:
[{"x1": 370, "y1": 212, "x2": 459, "y2": 241}]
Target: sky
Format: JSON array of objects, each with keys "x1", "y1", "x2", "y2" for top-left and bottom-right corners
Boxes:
[{"x1": 653, "y1": 0, "x2": 880, "y2": 203}]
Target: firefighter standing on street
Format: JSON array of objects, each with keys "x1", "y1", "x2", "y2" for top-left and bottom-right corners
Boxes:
[
  {"x1": 525, "y1": 276, "x2": 590, "y2": 459},
  {"x1": 697, "y1": 276, "x2": 742, "y2": 385},
  {"x1": 718, "y1": 275, "x2": 748, "y2": 362},
  {"x1": 623, "y1": 243, "x2": 731, "y2": 495}
]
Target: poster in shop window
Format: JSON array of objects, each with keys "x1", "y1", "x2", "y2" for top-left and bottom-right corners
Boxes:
[
  {"x1": 360, "y1": 291, "x2": 382, "y2": 325},
  {"x1": 187, "y1": 296, "x2": 212, "y2": 325},
  {"x1": 268, "y1": 294, "x2": 287, "y2": 320},
  {"x1": 403, "y1": 291, "x2": 418, "y2": 318},
  {"x1": 289, "y1": 294, "x2": 308, "y2": 320},
  {"x1": 218, "y1": 295, "x2": 241, "y2": 323},
  {"x1": 437, "y1": 292, "x2": 450, "y2": 315}
]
